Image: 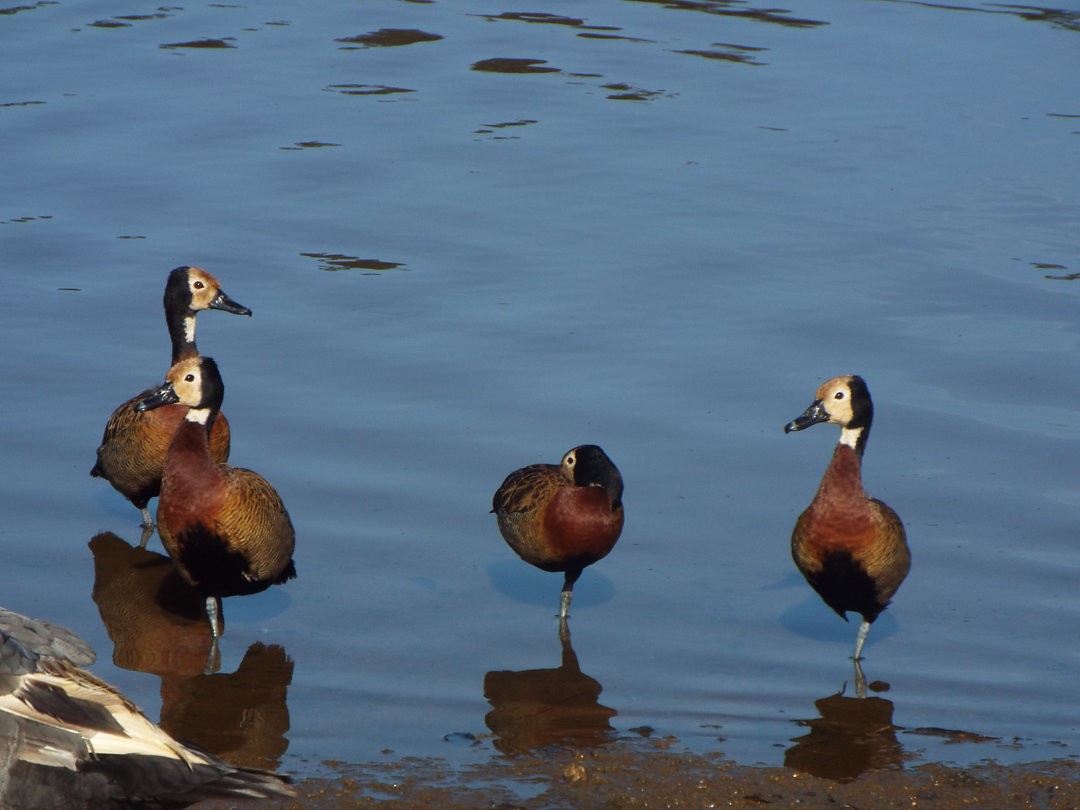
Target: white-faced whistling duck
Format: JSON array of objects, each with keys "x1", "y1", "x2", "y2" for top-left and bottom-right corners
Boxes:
[
  {"x1": 91, "y1": 266, "x2": 251, "y2": 540},
  {"x1": 135, "y1": 355, "x2": 296, "y2": 665},
  {"x1": 0, "y1": 605, "x2": 294, "y2": 808},
  {"x1": 493, "y1": 445, "x2": 624, "y2": 620},
  {"x1": 784, "y1": 375, "x2": 911, "y2": 662}
]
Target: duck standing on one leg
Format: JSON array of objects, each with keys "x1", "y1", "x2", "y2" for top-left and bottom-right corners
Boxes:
[
  {"x1": 136, "y1": 355, "x2": 296, "y2": 669},
  {"x1": 493, "y1": 445, "x2": 624, "y2": 621},
  {"x1": 91, "y1": 266, "x2": 251, "y2": 540},
  {"x1": 784, "y1": 375, "x2": 910, "y2": 663}
]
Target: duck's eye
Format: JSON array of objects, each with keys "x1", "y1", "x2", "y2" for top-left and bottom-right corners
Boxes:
[
  {"x1": 834, "y1": 391, "x2": 845, "y2": 400},
  {"x1": 193, "y1": 280, "x2": 205, "y2": 289},
  {"x1": 184, "y1": 373, "x2": 195, "y2": 382}
]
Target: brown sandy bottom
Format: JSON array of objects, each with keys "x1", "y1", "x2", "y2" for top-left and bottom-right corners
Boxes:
[{"x1": 199, "y1": 741, "x2": 1080, "y2": 809}]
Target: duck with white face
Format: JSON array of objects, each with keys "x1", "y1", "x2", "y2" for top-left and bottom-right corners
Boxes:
[
  {"x1": 91, "y1": 266, "x2": 251, "y2": 541},
  {"x1": 785, "y1": 375, "x2": 911, "y2": 674},
  {"x1": 493, "y1": 444, "x2": 625, "y2": 623},
  {"x1": 137, "y1": 355, "x2": 296, "y2": 671}
]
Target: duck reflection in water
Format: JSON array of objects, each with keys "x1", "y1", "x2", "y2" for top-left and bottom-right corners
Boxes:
[
  {"x1": 89, "y1": 532, "x2": 293, "y2": 771},
  {"x1": 160, "y1": 642, "x2": 292, "y2": 772},
  {"x1": 784, "y1": 666, "x2": 908, "y2": 782},
  {"x1": 484, "y1": 619, "x2": 616, "y2": 754},
  {"x1": 90, "y1": 532, "x2": 212, "y2": 675}
]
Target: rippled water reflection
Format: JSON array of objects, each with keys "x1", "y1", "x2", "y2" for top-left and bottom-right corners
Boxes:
[{"x1": 2, "y1": 0, "x2": 1079, "y2": 788}]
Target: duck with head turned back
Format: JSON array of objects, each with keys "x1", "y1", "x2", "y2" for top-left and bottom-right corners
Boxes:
[
  {"x1": 493, "y1": 445, "x2": 624, "y2": 621},
  {"x1": 784, "y1": 375, "x2": 911, "y2": 664},
  {"x1": 136, "y1": 355, "x2": 296, "y2": 670},
  {"x1": 91, "y1": 266, "x2": 251, "y2": 543}
]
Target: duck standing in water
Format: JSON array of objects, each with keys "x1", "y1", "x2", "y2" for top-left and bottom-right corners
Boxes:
[
  {"x1": 0, "y1": 605, "x2": 293, "y2": 808},
  {"x1": 493, "y1": 445, "x2": 624, "y2": 620},
  {"x1": 91, "y1": 266, "x2": 251, "y2": 540},
  {"x1": 784, "y1": 375, "x2": 910, "y2": 662},
  {"x1": 136, "y1": 355, "x2": 296, "y2": 664}
]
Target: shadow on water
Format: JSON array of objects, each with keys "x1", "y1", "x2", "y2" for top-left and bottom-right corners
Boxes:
[
  {"x1": 778, "y1": 595, "x2": 902, "y2": 650},
  {"x1": 487, "y1": 558, "x2": 616, "y2": 613},
  {"x1": 89, "y1": 532, "x2": 293, "y2": 771},
  {"x1": 483, "y1": 620, "x2": 617, "y2": 754}
]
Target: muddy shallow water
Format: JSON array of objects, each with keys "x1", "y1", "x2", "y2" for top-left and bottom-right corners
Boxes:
[
  {"x1": 3, "y1": 0, "x2": 1080, "y2": 802},
  {"x1": 216, "y1": 740, "x2": 1080, "y2": 809}
]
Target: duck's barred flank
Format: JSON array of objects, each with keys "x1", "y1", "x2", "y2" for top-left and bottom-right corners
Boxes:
[
  {"x1": 136, "y1": 355, "x2": 296, "y2": 659},
  {"x1": 91, "y1": 266, "x2": 251, "y2": 534}
]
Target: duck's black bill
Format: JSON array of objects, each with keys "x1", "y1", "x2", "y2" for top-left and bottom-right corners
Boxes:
[
  {"x1": 209, "y1": 292, "x2": 252, "y2": 316},
  {"x1": 135, "y1": 383, "x2": 180, "y2": 412},
  {"x1": 784, "y1": 400, "x2": 828, "y2": 433}
]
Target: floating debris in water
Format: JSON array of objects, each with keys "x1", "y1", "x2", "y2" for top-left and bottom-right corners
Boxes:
[
  {"x1": 578, "y1": 31, "x2": 654, "y2": 43},
  {"x1": 1037, "y1": 261, "x2": 1075, "y2": 281},
  {"x1": 473, "y1": 11, "x2": 620, "y2": 33},
  {"x1": 90, "y1": 12, "x2": 171, "y2": 26},
  {"x1": 472, "y1": 58, "x2": 560, "y2": 74},
  {"x1": 1, "y1": 214, "x2": 52, "y2": 225},
  {"x1": 0, "y1": 2, "x2": 54, "y2": 17},
  {"x1": 336, "y1": 28, "x2": 443, "y2": 49},
  {"x1": 601, "y1": 82, "x2": 670, "y2": 101},
  {"x1": 323, "y1": 83, "x2": 415, "y2": 97},
  {"x1": 674, "y1": 43, "x2": 767, "y2": 65},
  {"x1": 474, "y1": 119, "x2": 538, "y2": 138},
  {"x1": 280, "y1": 141, "x2": 341, "y2": 150},
  {"x1": 627, "y1": 0, "x2": 826, "y2": 29},
  {"x1": 160, "y1": 38, "x2": 237, "y2": 49},
  {"x1": 442, "y1": 732, "x2": 479, "y2": 746},
  {"x1": 481, "y1": 119, "x2": 538, "y2": 130},
  {"x1": 301, "y1": 252, "x2": 406, "y2": 273}
]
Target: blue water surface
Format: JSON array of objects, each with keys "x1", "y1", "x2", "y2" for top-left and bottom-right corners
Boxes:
[{"x1": 2, "y1": 0, "x2": 1079, "y2": 776}]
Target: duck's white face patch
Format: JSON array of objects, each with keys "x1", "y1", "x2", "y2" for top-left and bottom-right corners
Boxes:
[
  {"x1": 184, "y1": 407, "x2": 211, "y2": 425},
  {"x1": 839, "y1": 425, "x2": 863, "y2": 449}
]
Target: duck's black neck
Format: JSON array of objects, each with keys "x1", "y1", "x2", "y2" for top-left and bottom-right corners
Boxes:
[
  {"x1": 190, "y1": 359, "x2": 226, "y2": 428},
  {"x1": 163, "y1": 284, "x2": 197, "y2": 364},
  {"x1": 842, "y1": 376, "x2": 874, "y2": 460},
  {"x1": 166, "y1": 312, "x2": 197, "y2": 364}
]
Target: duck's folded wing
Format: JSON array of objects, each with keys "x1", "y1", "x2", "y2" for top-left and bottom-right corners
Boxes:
[{"x1": 0, "y1": 609, "x2": 95, "y2": 675}]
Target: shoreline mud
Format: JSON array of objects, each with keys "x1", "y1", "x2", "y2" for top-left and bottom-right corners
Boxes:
[{"x1": 203, "y1": 739, "x2": 1080, "y2": 809}]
